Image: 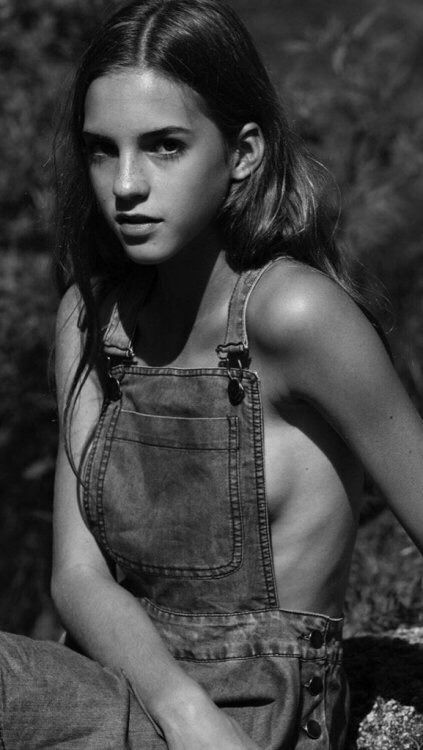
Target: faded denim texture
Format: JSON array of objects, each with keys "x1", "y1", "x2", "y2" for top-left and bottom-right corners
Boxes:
[
  {"x1": 0, "y1": 259, "x2": 349, "y2": 748},
  {"x1": 0, "y1": 631, "x2": 161, "y2": 749}
]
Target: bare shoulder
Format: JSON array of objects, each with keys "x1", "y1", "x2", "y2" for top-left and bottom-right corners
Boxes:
[
  {"x1": 247, "y1": 259, "x2": 381, "y2": 362},
  {"x1": 246, "y1": 260, "x2": 423, "y2": 555}
]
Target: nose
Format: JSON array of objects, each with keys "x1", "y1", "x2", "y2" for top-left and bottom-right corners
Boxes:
[{"x1": 113, "y1": 153, "x2": 150, "y2": 200}]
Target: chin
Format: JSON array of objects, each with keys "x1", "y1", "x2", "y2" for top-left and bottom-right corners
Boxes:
[{"x1": 121, "y1": 242, "x2": 180, "y2": 266}]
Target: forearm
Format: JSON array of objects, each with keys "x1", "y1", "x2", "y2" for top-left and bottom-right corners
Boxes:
[{"x1": 51, "y1": 565, "x2": 207, "y2": 727}]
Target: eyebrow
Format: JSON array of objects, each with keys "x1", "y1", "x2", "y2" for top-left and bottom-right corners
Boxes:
[{"x1": 82, "y1": 126, "x2": 192, "y2": 140}]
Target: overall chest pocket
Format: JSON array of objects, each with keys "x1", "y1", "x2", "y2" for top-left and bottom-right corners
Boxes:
[{"x1": 86, "y1": 408, "x2": 242, "y2": 578}]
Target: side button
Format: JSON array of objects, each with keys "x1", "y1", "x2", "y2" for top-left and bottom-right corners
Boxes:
[
  {"x1": 303, "y1": 719, "x2": 322, "y2": 739},
  {"x1": 309, "y1": 630, "x2": 324, "y2": 649}
]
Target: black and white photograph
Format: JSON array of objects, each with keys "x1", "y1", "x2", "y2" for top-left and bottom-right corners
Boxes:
[{"x1": 0, "y1": 0, "x2": 422, "y2": 747}]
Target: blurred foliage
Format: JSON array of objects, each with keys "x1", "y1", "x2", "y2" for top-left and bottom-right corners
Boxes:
[
  {"x1": 0, "y1": 250, "x2": 57, "y2": 632},
  {"x1": 276, "y1": 4, "x2": 423, "y2": 400},
  {"x1": 0, "y1": 250, "x2": 56, "y2": 633},
  {"x1": 0, "y1": 0, "x2": 111, "y2": 253},
  {"x1": 345, "y1": 508, "x2": 423, "y2": 637},
  {"x1": 0, "y1": 0, "x2": 422, "y2": 641}
]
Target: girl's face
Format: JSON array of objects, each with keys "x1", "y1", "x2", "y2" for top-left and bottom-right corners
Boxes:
[{"x1": 83, "y1": 68, "x2": 234, "y2": 265}]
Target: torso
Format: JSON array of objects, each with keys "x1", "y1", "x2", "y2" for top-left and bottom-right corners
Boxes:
[
  {"x1": 249, "y1": 357, "x2": 363, "y2": 617},
  {"x1": 130, "y1": 259, "x2": 364, "y2": 617}
]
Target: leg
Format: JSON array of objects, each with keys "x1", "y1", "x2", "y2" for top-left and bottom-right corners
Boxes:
[{"x1": 0, "y1": 632, "x2": 166, "y2": 749}]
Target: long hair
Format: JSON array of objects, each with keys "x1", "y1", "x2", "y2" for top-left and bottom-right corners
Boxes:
[{"x1": 54, "y1": 0, "x2": 381, "y2": 451}]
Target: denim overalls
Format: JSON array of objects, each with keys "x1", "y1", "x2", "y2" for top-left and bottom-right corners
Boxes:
[{"x1": 0, "y1": 260, "x2": 349, "y2": 749}]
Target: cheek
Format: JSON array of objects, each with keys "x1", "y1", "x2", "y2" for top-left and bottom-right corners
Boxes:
[
  {"x1": 89, "y1": 167, "x2": 112, "y2": 206},
  {"x1": 89, "y1": 170, "x2": 102, "y2": 203},
  {"x1": 172, "y1": 155, "x2": 231, "y2": 210}
]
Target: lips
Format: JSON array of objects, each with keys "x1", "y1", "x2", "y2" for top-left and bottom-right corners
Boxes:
[
  {"x1": 116, "y1": 213, "x2": 162, "y2": 238},
  {"x1": 116, "y1": 213, "x2": 161, "y2": 224}
]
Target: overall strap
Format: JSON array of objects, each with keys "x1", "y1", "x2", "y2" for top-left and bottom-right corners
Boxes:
[
  {"x1": 216, "y1": 256, "x2": 288, "y2": 369},
  {"x1": 103, "y1": 269, "x2": 154, "y2": 360}
]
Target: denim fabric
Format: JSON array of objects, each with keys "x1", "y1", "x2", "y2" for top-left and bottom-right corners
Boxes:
[
  {"x1": 0, "y1": 258, "x2": 349, "y2": 748},
  {"x1": 140, "y1": 601, "x2": 349, "y2": 749},
  {"x1": 0, "y1": 631, "x2": 164, "y2": 749}
]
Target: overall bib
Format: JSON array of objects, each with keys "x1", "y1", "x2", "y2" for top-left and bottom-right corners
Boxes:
[
  {"x1": 86, "y1": 258, "x2": 349, "y2": 748},
  {"x1": 0, "y1": 260, "x2": 349, "y2": 749}
]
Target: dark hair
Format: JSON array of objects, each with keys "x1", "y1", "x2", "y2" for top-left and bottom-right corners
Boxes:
[{"x1": 54, "y1": 0, "x2": 382, "y2": 452}]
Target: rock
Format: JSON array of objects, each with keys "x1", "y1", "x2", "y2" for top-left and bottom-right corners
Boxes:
[
  {"x1": 356, "y1": 698, "x2": 423, "y2": 749},
  {"x1": 344, "y1": 626, "x2": 423, "y2": 749}
]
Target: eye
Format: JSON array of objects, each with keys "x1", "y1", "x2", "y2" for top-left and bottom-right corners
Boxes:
[
  {"x1": 151, "y1": 138, "x2": 185, "y2": 159},
  {"x1": 83, "y1": 137, "x2": 117, "y2": 163}
]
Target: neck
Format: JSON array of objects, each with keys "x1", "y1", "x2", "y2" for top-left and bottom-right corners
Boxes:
[
  {"x1": 135, "y1": 235, "x2": 238, "y2": 366},
  {"x1": 152, "y1": 234, "x2": 235, "y2": 324}
]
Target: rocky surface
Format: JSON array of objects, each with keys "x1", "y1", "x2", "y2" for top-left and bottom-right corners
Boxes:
[{"x1": 345, "y1": 627, "x2": 423, "y2": 749}]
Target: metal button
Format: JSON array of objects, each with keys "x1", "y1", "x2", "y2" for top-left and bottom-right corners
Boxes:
[
  {"x1": 303, "y1": 719, "x2": 322, "y2": 739},
  {"x1": 309, "y1": 629, "x2": 324, "y2": 649},
  {"x1": 304, "y1": 675, "x2": 323, "y2": 695}
]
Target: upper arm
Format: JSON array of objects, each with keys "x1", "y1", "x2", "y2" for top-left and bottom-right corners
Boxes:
[
  {"x1": 251, "y1": 264, "x2": 423, "y2": 551},
  {"x1": 52, "y1": 286, "x2": 109, "y2": 588}
]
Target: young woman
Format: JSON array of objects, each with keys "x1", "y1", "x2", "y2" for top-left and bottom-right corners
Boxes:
[{"x1": 1, "y1": 0, "x2": 422, "y2": 748}]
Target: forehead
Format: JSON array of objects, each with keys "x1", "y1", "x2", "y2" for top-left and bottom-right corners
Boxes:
[{"x1": 83, "y1": 68, "x2": 209, "y2": 134}]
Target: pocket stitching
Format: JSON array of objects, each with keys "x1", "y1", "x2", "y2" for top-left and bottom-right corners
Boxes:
[{"x1": 96, "y1": 413, "x2": 243, "y2": 578}]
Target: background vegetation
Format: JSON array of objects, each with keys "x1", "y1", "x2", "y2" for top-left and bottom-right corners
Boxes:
[{"x1": 0, "y1": 0, "x2": 422, "y2": 736}]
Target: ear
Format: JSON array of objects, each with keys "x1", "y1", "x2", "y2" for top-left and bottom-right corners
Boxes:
[{"x1": 230, "y1": 122, "x2": 265, "y2": 181}]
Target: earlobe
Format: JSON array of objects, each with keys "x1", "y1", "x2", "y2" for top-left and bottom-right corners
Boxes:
[{"x1": 231, "y1": 122, "x2": 265, "y2": 181}]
